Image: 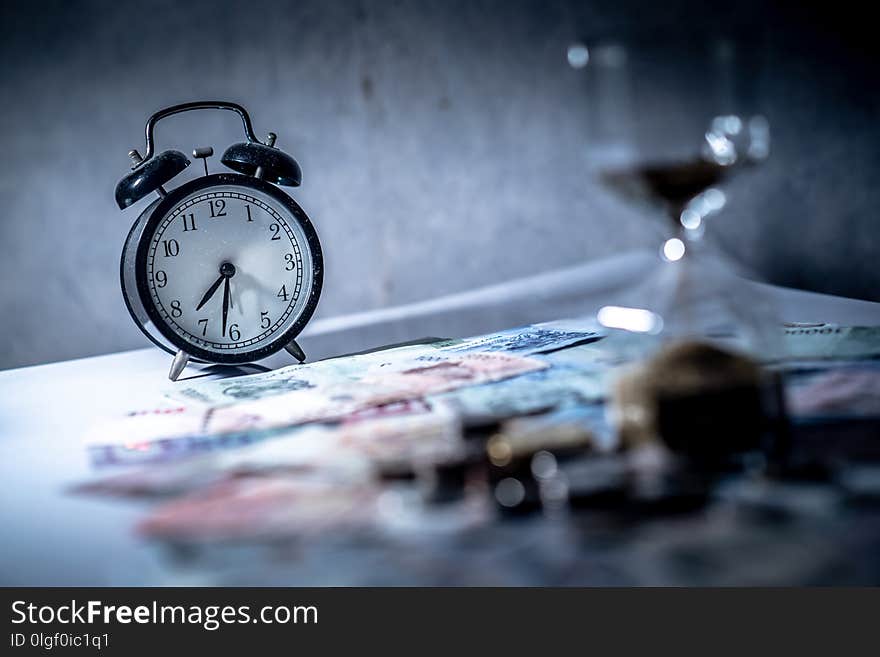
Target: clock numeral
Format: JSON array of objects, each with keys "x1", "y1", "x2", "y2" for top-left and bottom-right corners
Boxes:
[
  {"x1": 261, "y1": 311, "x2": 271, "y2": 329},
  {"x1": 245, "y1": 205, "x2": 254, "y2": 222},
  {"x1": 229, "y1": 323, "x2": 241, "y2": 341},
  {"x1": 197, "y1": 318, "x2": 208, "y2": 336},
  {"x1": 161, "y1": 239, "x2": 180, "y2": 257},
  {"x1": 277, "y1": 284, "x2": 289, "y2": 302},
  {"x1": 269, "y1": 223, "x2": 281, "y2": 240},
  {"x1": 181, "y1": 213, "x2": 197, "y2": 231},
  {"x1": 209, "y1": 199, "x2": 227, "y2": 217},
  {"x1": 170, "y1": 300, "x2": 183, "y2": 318},
  {"x1": 284, "y1": 253, "x2": 295, "y2": 270},
  {"x1": 155, "y1": 270, "x2": 168, "y2": 288}
]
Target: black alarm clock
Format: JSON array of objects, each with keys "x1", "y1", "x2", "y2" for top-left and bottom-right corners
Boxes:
[{"x1": 116, "y1": 101, "x2": 323, "y2": 381}]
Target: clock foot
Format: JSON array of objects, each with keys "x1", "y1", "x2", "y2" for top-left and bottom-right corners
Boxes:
[
  {"x1": 169, "y1": 349, "x2": 190, "y2": 381},
  {"x1": 284, "y1": 339, "x2": 306, "y2": 363}
]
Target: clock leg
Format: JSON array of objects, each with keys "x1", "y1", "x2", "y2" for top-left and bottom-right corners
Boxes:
[
  {"x1": 284, "y1": 339, "x2": 306, "y2": 363},
  {"x1": 168, "y1": 349, "x2": 190, "y2": 381}
]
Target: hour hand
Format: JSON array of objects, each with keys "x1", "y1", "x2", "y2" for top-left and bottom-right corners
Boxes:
[{"x1": 195, "y1": 274, "x2": 225, "y2": 311}]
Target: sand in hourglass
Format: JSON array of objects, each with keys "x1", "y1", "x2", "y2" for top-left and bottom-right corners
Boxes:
[{"x1": 600, "y1": 158, "x2": 733, "y2": 221}]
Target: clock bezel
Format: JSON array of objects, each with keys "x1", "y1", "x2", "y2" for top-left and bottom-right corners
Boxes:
[{"x1": 130, "y1": 172, "x2": 323, "y2": 364}]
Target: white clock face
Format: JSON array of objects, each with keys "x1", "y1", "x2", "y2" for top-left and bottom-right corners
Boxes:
[{"x1": 145, "y1": 184, "x2": 314, "y2": 356}]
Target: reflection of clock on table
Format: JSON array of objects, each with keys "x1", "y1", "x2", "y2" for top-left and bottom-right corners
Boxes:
[{"x1": 116, "y1": 101, "x2": 323, "y2": 381}]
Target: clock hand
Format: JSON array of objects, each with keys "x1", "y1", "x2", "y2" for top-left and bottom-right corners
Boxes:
[
  {"x1": 222, "y1": 275, "x2": 231, "y2": 337},
  {"x1": 195, "y1": 274, "x2": 224, "y2": 311},
  {"x1": 195, "y1": 262, "x2": 236, "y2": 313}
]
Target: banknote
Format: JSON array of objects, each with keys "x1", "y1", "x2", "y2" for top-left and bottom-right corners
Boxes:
[
  {"x1": 88, "y1": 382, "x2": 402, "y2": 464},
  {"x1": 434, "y1": 362, "x2": 606, "y2": 421},
  {"x1": 166, "y1": 342, "x2": 439, "y2": 405},
  {"x1": 80, "y1": 423, "x2": 345, "y2": 493},
  {"x1": 130, "y1": 400, "x2": 464, "y2": 539},
  {"x1": 86, "y1": 353, "x2": 541, "y2": 465},
  {"x1": 167, "y1": 322, "x2": 600, "y2": 406},
  {"x1": 781, "y1": 324, "x2": 880, "y2": 361},
  {"x1": 785, "y1": 360, "x2": 880, "y2": 418},
  {"x1": 201, "y1": 351, "x2": 546, "y2": 432},
  {"x1": 83, "y1": 404, "x2": 276, "y2": 466},
  {"x1": 86, "y1": 393, "x2": 439, "y2": 467},
  {"x1": 188, "y1": 397, "x2": 460, "y2": 473},
  {"x1": 331, "y1": 397, "x2": 463, "y2": 468},
  {"x1": 435, "y1": 320, "x2": 603, "y2": 356},
  {"x1": 336, "y1": 397, "x2": 433, "y2": 424},
  {"x1": 78, "y1": 397, "x2": 460, "y2": 493},
  {"x1": 364, "y1": 352, "x2": 549, "y2": 395},
  {"x1": 543, "y1": 322, "x2": 880, "y2": 366},
  {"x1": 86, "y1": 424, "x2": 287, "y2": 467},
  {"x1": 138, "y1": 474, "x2": 380, "y2": 542}
]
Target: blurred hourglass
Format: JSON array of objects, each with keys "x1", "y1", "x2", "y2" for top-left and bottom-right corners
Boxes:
[{"x1": 568, "y1": 33, "x2": 781, "y2": 361}]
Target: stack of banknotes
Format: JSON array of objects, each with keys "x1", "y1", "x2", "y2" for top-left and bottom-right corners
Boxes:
[{"x1": 76, "y1": 320, "x2": 880, "y2": 545}]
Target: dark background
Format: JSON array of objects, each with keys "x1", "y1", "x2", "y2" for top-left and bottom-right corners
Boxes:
[{"x1": 0, "y1": 0, "x2": 877, "y2": 370}]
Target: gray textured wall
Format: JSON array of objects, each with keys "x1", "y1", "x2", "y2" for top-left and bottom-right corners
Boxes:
[{"x1": 1, "y1": 0, "x2": 877, "y2": 370}]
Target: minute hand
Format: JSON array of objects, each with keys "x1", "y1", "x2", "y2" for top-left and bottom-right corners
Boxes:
[
  {"x1": 195, "y1": 275, "x2": 225, "y2": 311},
  {"x1": 222, "y1": 276, "x2": 231, "y2": 337}
]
